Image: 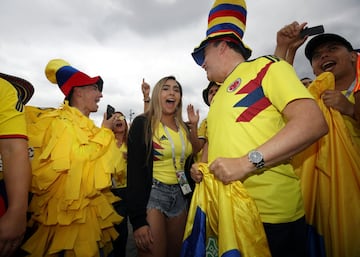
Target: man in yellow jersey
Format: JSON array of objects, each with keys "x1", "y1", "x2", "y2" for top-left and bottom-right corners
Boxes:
[
  {"x1": 189, "y1": 1, "x2": 328, "y2": 257},
  {"x1": 0, "y1": 73, "x2": 34, "y2": 257},
  {"x1": 275, "y1": 22, "x2": 360, "y2": 257}
]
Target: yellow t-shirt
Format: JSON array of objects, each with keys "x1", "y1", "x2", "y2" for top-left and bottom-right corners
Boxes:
[
  {"x1": 0, "y1": 78, "x2": 28, "y2": 180},
  {"x1": 0, "y1": 78, "x2": 27, "y2": 139},
  {"x1": 153, "y1": 124, "x2": 192, "y2": 185},
  {"x1": 198, "y1": 118, "x2": 207, "y2": 140},
  {"x1": 208, "y1": 56, "x2": 313, "y2": 223}
]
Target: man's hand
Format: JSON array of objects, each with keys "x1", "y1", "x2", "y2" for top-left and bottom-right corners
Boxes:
[
  {"x1": 0, "y1": 209, "x2": 26, "y2": 257},
  {"x1": 209, "y1": 157, "x2": 251, "y2": 184},
  {"x1": 190, "y1": 163, "x2": 203, "y2": 183},
  {"x1": 322, "y1": 90, "x2": 355, "y2": 117}
]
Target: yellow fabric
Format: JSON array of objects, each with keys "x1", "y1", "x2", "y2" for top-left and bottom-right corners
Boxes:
[
  {"x1": 208, "y1": 57, "x2": 310, "y2": 223},
  {"x1": 198, "y1": 118, "x2": 207, "y2": 140},
  {"x1": 152, "y1": 124, "x2": 192, "y2": 184},
  {"x1": 293, "y1": 72, "x2": 360, "y2": 257},
  {"x1": 111, "y1": 143, "x2": 127, "y2": 188},
  {"x1": 181, "y1": 163, "x2": 270, "y2": 257},
  {"x1": 22, "y1": 103, "x2": 124, "y2": 257}
]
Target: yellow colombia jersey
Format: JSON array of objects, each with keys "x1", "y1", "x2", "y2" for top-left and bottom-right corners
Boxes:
[
  {"x1": 0, "y1": 78, "x2": 27, "y2": 139},
  {"x1": 152, "y1": 123, "x2": 192, "y2": 185},
  {"x1": 207, "y1": 56, "x2": 313, "y2": 224}
]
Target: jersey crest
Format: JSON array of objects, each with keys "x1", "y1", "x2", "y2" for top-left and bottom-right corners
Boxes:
[{"x1": 227, "y1": 78, "x2": 241, "y2": 92}]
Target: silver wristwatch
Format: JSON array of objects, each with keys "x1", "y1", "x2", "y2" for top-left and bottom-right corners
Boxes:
[{"x1": 248, "y1": 150, "x2": 265, "y2": 169}]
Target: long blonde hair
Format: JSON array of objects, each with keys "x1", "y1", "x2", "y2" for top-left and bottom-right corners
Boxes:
[{"x1": 144, "y1": 75, "x2": 189, "y2": 150}]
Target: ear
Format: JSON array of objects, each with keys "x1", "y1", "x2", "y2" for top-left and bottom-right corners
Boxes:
[
  {"x1": 350, "y1": 51, "x2": 358, "y2": 62},
  {"x1": 72, "y1": 87, "x2": 82, "y2": 97},
  {"x1": 218, "y1": 41, "x2": 228, "y2": 54}
]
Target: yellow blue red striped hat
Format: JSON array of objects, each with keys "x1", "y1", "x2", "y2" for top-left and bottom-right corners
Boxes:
[
  {"x1": 45, "y1": 59, "x2": 103, "y2": 97},
  {"x1": 192, "y1": 0, "x2": 252, "y2": 66}
]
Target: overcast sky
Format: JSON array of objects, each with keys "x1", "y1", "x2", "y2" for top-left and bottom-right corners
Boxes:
[{"x1": 1, "y1": 0, "x2": 359, "y2": 125}]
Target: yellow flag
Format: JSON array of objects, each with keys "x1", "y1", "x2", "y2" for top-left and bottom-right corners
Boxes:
[
  {"x1": 293, "y1": 72, "x2": 360, "y2": 257},
  {"x1": 181, "y1": 163, "x2": 271, "y2": 257}
]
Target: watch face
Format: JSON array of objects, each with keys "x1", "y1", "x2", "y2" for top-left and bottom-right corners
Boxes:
[{"x1": 249, "y1": 151, "x2": 263, "y2": 163}]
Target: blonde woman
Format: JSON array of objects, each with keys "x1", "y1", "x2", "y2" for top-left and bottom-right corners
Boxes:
[{"x1": 127, "y1": 76, "x2": 194, "y2": 257}]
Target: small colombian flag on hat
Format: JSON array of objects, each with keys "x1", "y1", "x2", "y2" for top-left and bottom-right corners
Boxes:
[
  {"x1": 45, "y1": 59, "x2": 103, "y2": 97},
  {"x1": 192, "y1": 0, "x2": 252, "y2": 66}
]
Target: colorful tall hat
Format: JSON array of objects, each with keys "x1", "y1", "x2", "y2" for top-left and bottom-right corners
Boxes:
[
  {"x1": 0, "y1": 73, "x2": 34, "y2": 104},
  {"x1": 45, "y1": 59, "x2": 103, "y2": 97},
  {"x1": 192, "y1": 0, "x2": 252, "y2": 66}
]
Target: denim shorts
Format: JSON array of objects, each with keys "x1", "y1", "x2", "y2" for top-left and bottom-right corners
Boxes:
[{"x1": 147, "y1": 178, "x2": 188, "y2": 217}]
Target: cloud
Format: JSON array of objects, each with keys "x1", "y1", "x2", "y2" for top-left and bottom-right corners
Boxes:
[{"x1": 1, "y1": 0, "x2": 359, "y2": 125}]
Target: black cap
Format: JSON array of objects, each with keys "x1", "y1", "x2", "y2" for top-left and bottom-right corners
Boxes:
[{"x1": 305, "y1": 33, "x2": 354, "y2": 62}]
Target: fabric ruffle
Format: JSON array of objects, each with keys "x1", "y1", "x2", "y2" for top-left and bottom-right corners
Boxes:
[{"x1": 22, "y1": 103, "x2": 124, "y2": 257}]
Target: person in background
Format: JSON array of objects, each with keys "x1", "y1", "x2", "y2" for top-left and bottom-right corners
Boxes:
[
  {"x1": 300, "y1": 77, "x2": 313, "y2": 87},
  {"x1": 187, "y1": 81, "x2": 220, "y2": 162},
  {"x1": 127, "y1": 75, "x2": 195, "y2": 257},
  {"x1": 21, "y1": 59, "x2": 124, "y2": 257},
  {"x1": 0, "y1": 73, "x2": 34, "y2": 257},
  {"x1": 355, "y1": 89, "x2": 360, "y2": 127},
  {"x1": 189, "y1": 0, "x2": 328, "y2": 256},
  {"x1": 275, "y1": 21, "x2": 360, "y2": 257},
  {"x1": 353, "y1": 49, "x2": 360, "y2": 127},
  {"x1": 110, "y1": 111, "x2": 130, "y2": 257},
  {"x1": 275, "y1": 22, "x2": 358, "y2": 136},
  {"x1": 142, "y1": 79, "x2": 151, "y2": 112}
]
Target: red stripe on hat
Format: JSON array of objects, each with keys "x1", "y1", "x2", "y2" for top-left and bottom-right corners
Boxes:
[
  {"x1": 209, "y1": 10, "x2": 246, "y2": 24},
  {"x1": 211, "y1": 29, "x2": 243, "y2": 41}
]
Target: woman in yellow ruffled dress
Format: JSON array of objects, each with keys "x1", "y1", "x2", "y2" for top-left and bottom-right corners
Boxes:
[{"x1": 21, "y1": 59, "x2": 124, "y2": 257}]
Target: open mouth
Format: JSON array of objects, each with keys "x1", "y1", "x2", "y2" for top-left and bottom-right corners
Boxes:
[{"x1": 321, "y1": 61, "x2": 336, "y2": 71}]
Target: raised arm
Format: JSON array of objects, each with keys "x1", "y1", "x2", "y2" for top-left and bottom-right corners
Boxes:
[
  {"x1": 274, "y1": 21, "x2": 307, "y2": 65},
  {"x1": 142, "y1": 79, "x2": 151, "y2": 112}
]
